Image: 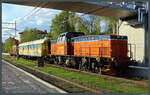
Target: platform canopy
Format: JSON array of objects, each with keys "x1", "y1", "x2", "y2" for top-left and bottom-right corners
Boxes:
[{"x1": 3, "y1": 0, "x2": 142, "y2": 19}]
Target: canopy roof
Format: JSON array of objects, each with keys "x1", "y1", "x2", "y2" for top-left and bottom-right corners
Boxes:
[{"x1": 3, "y1": 1, "x2": 140, "y2": 19}]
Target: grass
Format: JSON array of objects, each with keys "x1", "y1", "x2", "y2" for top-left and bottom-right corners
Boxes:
[
  {"x1": 2, "y1": 55, "x2": 148, "y2": 94},
  {"x1": 2, "y1": 55, "x2": 36, "y2": 67}
]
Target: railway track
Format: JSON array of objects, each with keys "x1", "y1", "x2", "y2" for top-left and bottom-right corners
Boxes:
[
  {"x1": 7, "y1": 56, "x2": 148, "y2": 87},
  {"x1": 3, "y1": 55, "x2": 148, "y2": 93},
  {"x1": 45, "y1": 63, "x2": 148, "y2": 86},
  {"x1": 3, "y1": 57, "x2": 101, "y2": 93},
  {"x1": 17, "y1": 57, "x2": 148, "y2": 87}
]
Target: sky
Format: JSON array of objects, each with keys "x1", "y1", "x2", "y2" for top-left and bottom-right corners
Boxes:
[
  {"x1": 2, "y1": 3, "x2": 61, "y2": 42},
  {"x1": 2, "y1": 3, "x2": 106, "y2": 42}
]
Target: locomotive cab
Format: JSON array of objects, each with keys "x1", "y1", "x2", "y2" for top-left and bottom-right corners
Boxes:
[
  {"x1": 56, "y1": 32, "x2": 85, "y2": 55},
  {"x1": 57, "y1": 32, "x2": 85, "y2": 41}
]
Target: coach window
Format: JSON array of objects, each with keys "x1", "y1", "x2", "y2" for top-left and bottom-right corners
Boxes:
[
  {"x1": 36, "y1": 44, "x2": 38, "y2": 49},
  {"x1": 33, "y1": 45, "x2": 35, "y2": 49},
  {"x1": 27, "y1": 45, "x2": 29, "y2": 50},
  {"x1": 38, "y1": 44, "x2": 40, "y2": 49},
  {"x1": 32, "y1": 45, "x2": 33, "y2": 49},
  {"x1": 35, "y1": 44, "x2": 37, "y2": 49}
]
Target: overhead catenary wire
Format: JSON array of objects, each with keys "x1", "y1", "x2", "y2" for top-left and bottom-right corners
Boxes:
[
  {"x1": 23, "y1": 2, "x2": 47, "y2": 20},
  {"x1": 2, "y1": 2, "x2": 48, "y2": 38}
]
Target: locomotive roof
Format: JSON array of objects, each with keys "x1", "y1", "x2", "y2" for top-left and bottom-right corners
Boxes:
[
  {"x1": 60, "y1": 32, "x2": 85, "y2": 36},
  {"x1": 72, "y1": 34, "x2": 127, "y2": 38},
  {"x1": 19, "y1": 38, "x2": 49, "y2": 46},
  {"x1": 71, "y1": 35, "x2": 127, "y2": 40}
]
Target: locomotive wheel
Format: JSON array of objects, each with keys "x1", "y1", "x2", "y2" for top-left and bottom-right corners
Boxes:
[
  {"x1": 79, "y1": 63, "x2": 82, "y2": 70},
  {"x1": 70, "y1": 59, "x2": 76, "y2": 68},
  {"x1": 78, "y1": 61, "x2": 82, "y2": 70},
  {"x1": 91, "y1": 62, "x2": 95, "y2": 72},
  {"x1": 54, "y1": 57, "x2": 58, "y2": 64},
  {"x1": 81, "y1": 57, "x2": 87, "y2": 71},
  {"x1": 97, "y1": 67, "x2": 102, "y2": 74},
  {"x1": 65, "y1": 59, "x2": 70, "y2": 67},
  {"x1": 58, "y1": 56, "x2": 62, "y2": 65}
]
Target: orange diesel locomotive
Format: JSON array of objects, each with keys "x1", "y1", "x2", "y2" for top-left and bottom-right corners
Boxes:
[{"x1": 49, "y1": 32, "x2": 130, "y2": 75}]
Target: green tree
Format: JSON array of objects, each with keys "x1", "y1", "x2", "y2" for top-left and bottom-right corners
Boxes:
[
  {"x1": 77, "y1": 15, "x2": 101, "y2": 35},
  {"x1": 101, "y1": 17, "x2": 118, "y2": 34},
  {"x1": 20, "y1": 28, "x2": 44, "y2": 43},
  {"x1": 2, "y1": 37, "x2": 16, "y2": 53},
  {"x1": 48, "y1": 11, "x2": 76, "y2": 39},
  {"x1": 77, "y1": 17, "x2": 90, "y2": 35}
]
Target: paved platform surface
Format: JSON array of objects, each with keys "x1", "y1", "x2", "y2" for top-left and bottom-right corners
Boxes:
[{"x1": 2, "y1": 60, "x2": 65, "y2": 94}]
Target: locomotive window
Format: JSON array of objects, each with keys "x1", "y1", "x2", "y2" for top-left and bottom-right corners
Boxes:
[
  {"x1": 76, "y1": 39, "x2": 78, "y2": 42},
  {"x1": 75, "y1": 38, "x2": 77, "y2": 42},
  {"x1": 85, "y1": 37, "x2": 88, "y2": 41},
  {"x1": 91, "y1": 36, "x2": 94, "y2": 40},
  {"x1": 95, "y1": 36, "x2": 98, "y2": 40},
  {"x1": 75, "y1": 39, "x2": 77, "y2": 42},
  {"x1": 82, "y1": 38, "x2": 85, "y2": 41},
  {"x1": 88, "y1": 37, "x2": 90, "y2": 41}
]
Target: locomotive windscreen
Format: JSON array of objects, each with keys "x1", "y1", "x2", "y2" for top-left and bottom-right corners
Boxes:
[
  {"x1": 66, "y1": 32, "x2": 85, "y2": 38},
  {"x1": 110, "y1": 35, "x2": 127, "y2": 41}
]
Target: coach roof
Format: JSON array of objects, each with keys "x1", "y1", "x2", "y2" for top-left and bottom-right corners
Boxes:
[{"x1": 19, "y1": 38, "x2": 49, "y2": 47}]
